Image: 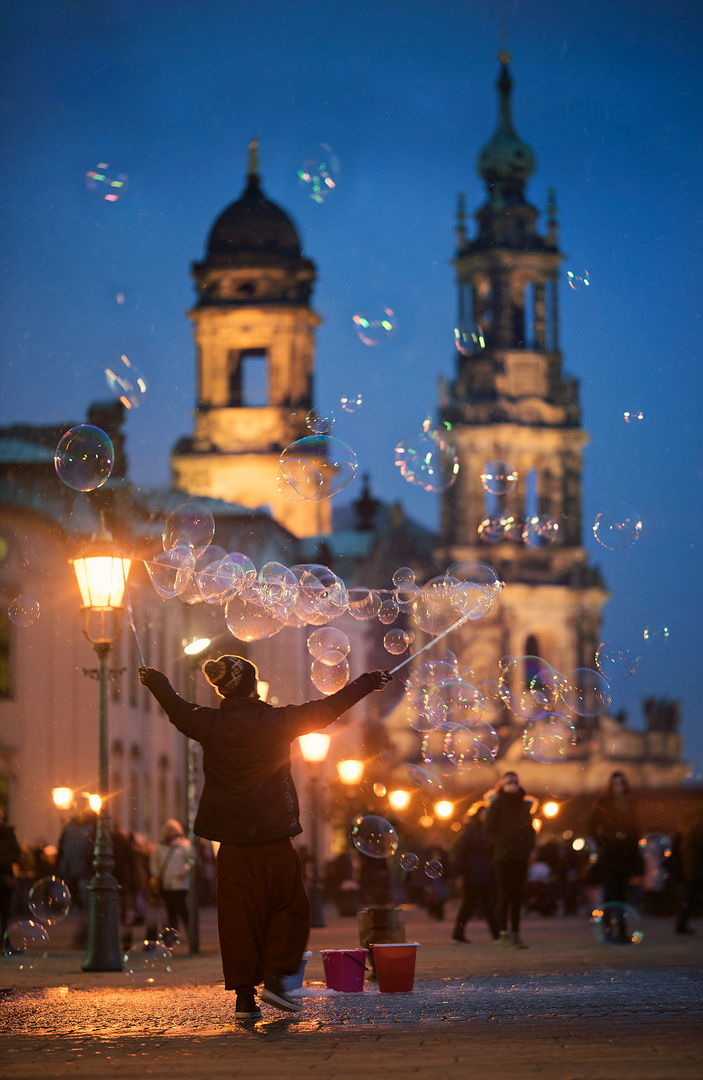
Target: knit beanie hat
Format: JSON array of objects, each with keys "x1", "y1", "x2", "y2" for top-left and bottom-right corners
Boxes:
[{"x1": 202, "y1": 655, "x2": 259, "y2": 698}]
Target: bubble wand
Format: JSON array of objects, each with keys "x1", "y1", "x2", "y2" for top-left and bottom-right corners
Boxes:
[
  {"x1": 122, "y1": 568, "x2": 145, "y2": 668},
  {"x1": 387, "y1": 582, "x2": 504, "y2": 677}
]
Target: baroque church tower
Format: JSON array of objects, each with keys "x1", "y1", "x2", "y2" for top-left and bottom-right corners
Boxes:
[
  {"x1": 439, "y1": 56, "x2": 608, "y2": 733},
  {"x1": 171, "y1": 142, "x2": 331, "y2": 538}
]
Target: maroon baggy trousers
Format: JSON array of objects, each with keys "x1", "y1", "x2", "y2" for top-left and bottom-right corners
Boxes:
[{"x1": 216, "y1": 838, "x2": 311, "y2": 990}]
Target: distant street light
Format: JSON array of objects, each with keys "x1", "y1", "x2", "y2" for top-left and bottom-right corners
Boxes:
[
  {"x1": 52, "y1": 788, "x2": 74, "y2": 811},
  {"x1": 299, "y1": 732, "x2": 331, "y2": 927},
  {"x1": 542, "y1": 801, "x2": 560, "y2": 818},
  {"x1": 70, "y1": 522, "x2": 131, "y2": 972},
  {"x1": 388, "y1": 789, "x2": 411, "y2": 811},
  {"x1": 337, "y1": 759, "x2": 365, "y2": 786},
  {"x1": 433, "y1": 799, "x2": 454, "y2": 820}
]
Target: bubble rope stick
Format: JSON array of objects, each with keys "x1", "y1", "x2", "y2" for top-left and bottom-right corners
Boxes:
[
  {"x1": 122, "y1": 567, "x2": 145, "y2": 667},
  {"x1": 388, "y1": 581, "x2": 504, "y2": 676}
]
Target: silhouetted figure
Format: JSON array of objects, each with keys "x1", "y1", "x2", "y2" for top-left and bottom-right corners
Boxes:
[
  {"x1": 451, "y1": 804, "x2": 499, "y2": 943},
  {"x1": 484, "y1": 771, "x2": 537, "y2": 949},
  {"x1": 0, "y1": 809, "x2": 21, "y2": 938}
]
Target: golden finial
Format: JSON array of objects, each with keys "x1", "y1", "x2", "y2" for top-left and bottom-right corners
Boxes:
[
  {"x1": 498, "y1": 49, "x2": 511, "y2": 64},
  {"x1": 247, "y1": 138, "x2": 259, "y2": 177}
]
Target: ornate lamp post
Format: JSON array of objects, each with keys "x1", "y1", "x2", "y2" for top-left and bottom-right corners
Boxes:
[
  {"x1": 182, "y1": 636, "x2": 211, "y2": 955},
  {"x1": 70, "y1": 527, "x2": 131, "y2": 972},
  {"x1": 298, "y1": 732, "x2": 331, "y2": 928}
]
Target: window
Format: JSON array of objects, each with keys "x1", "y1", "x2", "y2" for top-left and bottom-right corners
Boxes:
[
  {"x1": 523, "y1": 282, "x2": 536, "y2": 348},
  {"x1": 228, "y1": 349, "x2": 268, "y2": 406}
]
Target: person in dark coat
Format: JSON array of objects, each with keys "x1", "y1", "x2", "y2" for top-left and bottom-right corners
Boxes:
[
  {"x1": 674, "y1": 806, "x2": 703, "y2": 935},
  {"x1": 140, "y1": 654, "x2": 391, "y2": 1021},
  {"x1": 483, "y1": 771, "x2": 537, "y2": 949},
  {"x1": 451, "y1": 803, "x2": 499, "y2": 943},
  {"x1": 0, "y1": 809, "x2": 21, "y2": 938},
  {"x1": 589, "y1": 771, "x2": 643, "y2": 908}
]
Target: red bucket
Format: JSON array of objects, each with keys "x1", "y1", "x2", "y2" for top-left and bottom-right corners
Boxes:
[
  {"x1": 371, "y1": 942, "x2": 420, "y2": 993},
  {"x1": 320, "y1": 949, "x2": 368, "y2": 992}
]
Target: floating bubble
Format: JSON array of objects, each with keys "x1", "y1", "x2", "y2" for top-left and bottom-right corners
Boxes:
[
  {"x1": 85, "y1": 162, "x2": 128, "y2": 201},
  {"x1": 384, "y1": 629, "x2": 410, "y2": 655},
  {"x1": 478, "y1": 514, "x2": 507, "y2": 544},
  {"x1": 353, "y1": 307, "x2": 396, "y2": 346},
  {"x1": 398, "y1": 762, "x2": 444, "y2": 794},
  {"x1": 3, "y1": 920, "x2": 49, "y2": 969},
  {"x1": 297, "y1": 143, "x2": 340, "y2": 204},
  {"x1": 28, "y1": 877, "x2": 71, "y2": 925},
  {"x1": 116, "y1": 292, "x2": 126, "y2": 304},
  {"x1": 54, "y1": 425, "x2": 114, "y2": 491},
  {"x1": 420, "y1": 722, "x2": 469, "y2": 776},
  {"x1": 643, "y1": 625, "x2": 670, "y2": 645},
  {"x1": 145, "y1": 547, "x2": 195, "y2": 599},
  {"x1": 392, "y1": 567, "x2": 415, "y2": 589},
  {"x1": 306, "y1": 407, "x2": 336, "y2": 435},
  {"x1": 350, "y1": 815, "x2": 398, "y2": 859},
  {"x1": 566, "y1": 268, "x2": 590, "y2": 291},
  {"x1": 348, "y1": 587, "x2": 381, "y2": 622},
  {"x1": 590, "y1": 901, "x2": 643, "y2": 946},
  {"x1": 259, "y1": 562, "x2": 299, "y2": 620},
  {"x1": 435, "y1": 677, "x2": 485, "y2": 726},
  {"x1": 479, "y1": 680, "x2": 504, "y2": 719},
  {"x1": 399, "y1": 852, "x2": 419, "y2": 872},
  {"x1": 158, "y1": 927, "x2": 181, "y2": 949},
  {"x1": 290, "y1": 563, "x2": 348, "y2": 624},
  {"x1": 467, "y1": 718, "x2": 500, "y2": 758},
  {"x1": 523, "y1": 715, "x2": 576, "y2": 762},
  {"x1": 225, "y1": 588, "x2": 283, "y2": 642},
  {"x1": 307, "y1": 627, "x2": 350, "y2": 665},
  {"x1": 561, "y1": 668, "x2": 611, "y2": 717},
  {"x1": 395, "y1": 420, "x2": 459, "y2": 493},
  {"x1": 454, "y1": 322, "x2": 486, "y2": 356},
  {"x1": 480, "y1": 461, "x2": 518, "y2": 496},
  {"x1": 522, "y1": 515, "x2": 559, "y2": 547},
  {"x1": 311, "y1": 656, "x2": 350, "y2": 695},
  {"x1": 280, "y1": 435, "x2": 358, "y2": 501},
  {"x1": 502, "y1": 513, "x2": 525, "y2": 543},
  {"x1": 123, "y1": 939, "x2": 173, "y2": 983},
  {"x1": 593, "y1": 503, "x2": 642, "y2": 550},
  {"x1": 498, "y1": 656, "x2": 560, "y2": 720},
  {"x1": 340, "y1": 393, "x2": 363, "y2": 413},
  {"x1": 623, "y1": 410, "x2": 644, "y2": 424},
  {"x1": 196, "y1": 548, "x2": 243, "y2": 605},
  {"x1": 105, "y1": 354, "x2": 147, "y2": 410},
  {"x1": 595, "y1": 640, "x2": 640, "y2": 681},
  {"x1": 411, "y1": 577, "x2": 466, "y2": 636},
  {"x1": 8, "y1": 596, "x2": 40, "y2": 627},
  {"x1": 424, "y1": 859, "x2": 443, "y2": 880},
  {"x1": 163, "y1": 502, "x2": 215, "y2": 556}
]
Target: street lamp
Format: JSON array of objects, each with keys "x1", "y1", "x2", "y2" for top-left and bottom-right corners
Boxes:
[
  {"x1": 52, "y1": 787, "x2": 74, "y2": 811},
  {"x1": 542, "y1": 801, "x2": 560, "y2": 818},
  {"x1": 433, "y1": 799, "x2": 455, "y2": 820},
  {"x1": 337, "y1": 759, "x2": 365, "y2": 786},
  {"x1": 70, "y1": 524, "x2": 131, "y2": 972},
  {"x1": 183, "y1": 636, "x2": 211, "y2": 955},
  {"x1": 298, "y1": 732, "x2": 331, "y2": 928}
]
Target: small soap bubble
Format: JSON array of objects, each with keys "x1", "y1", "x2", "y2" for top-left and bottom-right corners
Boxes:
[
  {"x1": 28, "y1": 877, "x2": 71, "y2": 925},
  {"x1": 297, "y1": 143, "x2": 340, "y2": 204},
  {"x1": 85, "y1": 162, "x2": 128, "y2": 201},
  {"x1": 623, "y1": 410, "x2": 644, "y2": 424},
  {"x1": 595, "y1": 640, "x2": 640, "y2": 681},
  {"x1": 8, "y1": 596, "x2": 40, "y2": 627},
  {"x1": 280, "y1": 435, "x2": 358, "y2": 501},
  {"x1": 163, "y1": 502, "x2": 215, "y2": 556},
  {"x1": 478, "y1": 514, "x2": 507, "y2": 544},
  {"x1": 158, "y1": 927, "x2": 180, "y2": 949},
  {"x1": 424, "y1": 859, "x2": 443, "y2": 880},
  {"x1": 146, "y1": 547, "x2": 196, "y2": 600},
  {"x1": 307, "y1": 627, "x2": 350, "y2": 665},
  {"x1": 105, "y1": 354, "x2": 147, "y2": 410},
  {"x1": 480, "y1": 461, "x2": 518, "y2": 496},
  {"x1": 347, "y1": 587, "x2": 381, "y2": 621},
  {"x1": 566, "y1": 268, "x2": 590, "y2": 291},
  {"x1": 123, "y1": 939, "x2": 173, "y2": 983},
  {"x1": 306, "y1": 407, "x2": 335, "y2": 435},
  {"x1": 522, "y1": 515, "x2": 559, "y2": 547},
  {"x1": 399, "y1": 762, "x2": 444, "y2": 793},
  {"x1": 54, "y1": 425, "x2": 114, "y2": 491},
  {"x1": 454, "y1": 322, "x2": 486, "y2": 356},
  {"x1": 353, "y1": 307, "x2": 396, "y2": 346},
  {"x1": 340, "y1": 393, "x2": 363, "y2": 413},
  {"x1": 350, "y1": 815, "x2": 399, "y2": 859},
  {"x1": 590, "y1": 901, "x2": 643, "y2": 946},
  {"x1": 392, "y1": 567, "x2": 415, "y2": 589},
  {"x1": 593, "y1": 503, "x2": 642, "y2": 550},
  {"x1": 3, "y1": 920, "x2": 49, "y2": 969},
  {"x1": 311, "y1": 656, "x2": 350, "y2": 694},
  {"x1": 378, "y1": 596, "x2": 399, "y2": 624},
  {"x1": 395, "y1": 420, "x2": 459, "y2": 493},
  {"x1": 384, "y1": 629, "x2": 410, "y2": 655},
  {"x1": 399, "y1": 852, "x2": 419, "y2": 872},
  {"x1": 643, "y1": 624, "x2": 670, "y2": 645},
  {"x1": 116, "y1": 292, "x2": 126, "y2": 305}
]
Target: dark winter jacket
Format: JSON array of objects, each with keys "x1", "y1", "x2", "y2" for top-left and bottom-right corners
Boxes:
[
  {"x1": 0, "y1": 824, "x2": 21, "y2": 876},
  {"x1": 141, "y1": 669, "x2": 381, "y2": 845},
  {"x1": 589, "y1": 795, "x2": 642, "y2": 875},
  {"x1": 452, "y1": 820, "x2": 494, "y2": 884},
  {"x1": 483, "y1": 787, "x2": 537, "y2": 862}
]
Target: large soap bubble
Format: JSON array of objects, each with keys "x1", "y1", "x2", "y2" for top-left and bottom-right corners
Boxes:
[
  {"x1": 3, "y1": 920, "x2": 49, "y2": 969},
  {"x1": 259, "y1": 562, "x2": 299, "y2": 620},
  {"x1": 8, "y1": 596, "x2": 40, "y2": 627},
  {"x1": 351, "y1": 815, "x2": 398, "y2": 859},
  {"x1": 394, "y1": 420, "x2": 459, "y2": 492},
  {"x1": 105, "y1": 354, "x2": 147, "y2": 409},
  {"x1": 561, "y1": 668, "x2": 611, "y2": 717},
  {"x1": 225, "y1": 588, "x2": 283, "y2": 642},
  {"x1": 592, "y1": 503, "x2": 642, "y2": 550},
  {"x1": 384, "y1": 629, "x2": 411, "y2": 655},
  {"x1": 162, "y1": 502, "x2": 215, "y2": 556},
  {"x1": 348, "y1": 587, "x2": 381, "y2": 621},
  {"x1": 54, "y1": 425, "x2": 114, "y2": 491},
  {"x1": 123, "y1": 939, "x2": 173, "y2": 983},
  {"x1": 28, "y1": 876, "x2": 71, "y2": 925},
  {"x1": 522, "y1": 515, "x2": 559, "y2": 547},
  {"x1": 523, "y1": 715, "x2": 576, "y2": 762},
  {"x1": 145, "y1": 548, "x2": 195, "y2": 599},
  {"x1": 307, "y1": 627, "x2": 350, "y2": 665},
  {"x1": 595, "y1": 640, "x2": 640, "y2": 681},
  {"x1": 590, "y1": 901, "x2": 643, "y2": 946},
  {"x1": 311, "y1": 657, "x2": 350, "y2": 694},
  {"x1": 280, "y1": 435, "x2": 358, "y2": 500},
  {"x1": 480, "y1": 461, "x2": 518, "y2": 496}
]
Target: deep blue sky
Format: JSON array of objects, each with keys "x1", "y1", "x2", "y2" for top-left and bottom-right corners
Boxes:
[{"x1": 1, "y1": 1, "x2": 702, "y2": 774}]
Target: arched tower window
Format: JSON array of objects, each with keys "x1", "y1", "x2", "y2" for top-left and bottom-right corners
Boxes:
[
  {"x1": 525, "y1": 468, "x2": 539, "y2": 518},
  {"x1": 523, "y1": 282, "x2": 536, "y2": 348},
  {"x1": 524, "y1": 634, "x2": 542, "y2": 688},
  {"x1": 228, "y1": 349, "x2": 268, "y2": 406},
  {"x1": 544, "y1": 279, "x2": 557, "y2": 352}
]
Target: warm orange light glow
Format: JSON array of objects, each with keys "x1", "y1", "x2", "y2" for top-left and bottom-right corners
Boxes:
[
  {"x1": 87, "y1": 793, "x2": 102, "y2": 813},
  {"x1": 532, "y1": 817, "x2": 542, "y2": 832},
  {"x1": 542, "y1": 801, "x2": 560, "y2": 818},
  {"x1": 419, "y1": 814, "x2": 434, "y2": 828},
  {"x1": 388, "y1": 789, "x2": 411, "y2": 811},
  {"x1": 433, "y1": 799, "x2": 454, "y2": 819},
  {"x1": 72, "y1": 554, "x2": 131, "y2": 610},
  {"x1": 257, "y1": 681, "x2": 269, "y2": 701},
  {"x1": 298, "y1": 732, "x2": 331, "y2": 763},
  {"x1": 373, "y1": 782, "x2": 387, "y2": 798},
  {"x1": 52, "y1": 787, "x2": 74, "y2": 810},
  {"x1": 572, "y1": 837, "x2": 586, "y2": 851},
  {"x1": 184, "y1": 637, "x2": 211, "y2": 656},
  {"x1": 337, "y1": 759, "x2": 365, "y2": 785}
]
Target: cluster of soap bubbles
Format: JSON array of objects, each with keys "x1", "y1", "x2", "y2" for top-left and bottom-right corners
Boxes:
[
  {"x1": 593, "y1": 502, "x2": 642, "y2": 550},
  {"x1": 297, "y1": 144, "x2": 340, "y2": 204},
  {"x1": 279, "y1": 408, "x2": 358, "y2": 502},
  {"x1": 395, "y1": 419, "x2": 459, "y2": 493},
  {"x1": 474, "y1": 463, "x2": 559, "y2": 547},
  {"x1": 105, "y1": 354, "x2": 148, "y2": 410},
  {"x1": 399, "y1": 852, "x2": 444, "y2": 878},
  {"x1": 3, "y1": 876, "x2": 72, "y2": 969},
  {"x1": 54, "y1": 425, "x2": 115, "y2": 491},
  {"x1": 85, "y1": 162, "x2": 128, "y2": 201},
  {"x1": 8, "y1": 596, "x2": 40, "y2": 627},
  {"x1": 353, "y1": 308, "x2": 396, "y2": 346}
]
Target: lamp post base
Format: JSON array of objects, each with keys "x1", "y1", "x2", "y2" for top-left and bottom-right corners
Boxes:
[{"x1": 82, "y1": 874, "x2": 123, "y2": 971}]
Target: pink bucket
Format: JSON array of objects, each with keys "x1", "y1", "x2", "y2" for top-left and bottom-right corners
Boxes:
[
  {"x1": 371, "y1": 942, "x2": 420, "y2": 993},
  {"x1": 320, "y1": 948, "x2": 368, "y2": 992}
]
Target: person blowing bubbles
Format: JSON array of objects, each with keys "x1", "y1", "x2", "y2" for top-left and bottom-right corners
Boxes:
[{"x1": 139, "y1": 655, "x2": 392, "y2": 1021}]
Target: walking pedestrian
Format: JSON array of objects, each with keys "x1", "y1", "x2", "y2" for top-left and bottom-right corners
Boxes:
[
  {"x1": 150, "y1": 819, "x2": 190, "y2": 935},
  {"x1": 483, "y1": 771, "x2": 537, "y2": 949},
  {"x1": 589, "y1": 772, "x2": 642, "y2": 908},
  {"x1": 451, "y1": 803, "x2": 499, "y2": 944},
  {"x1": 139, "y1": 654, "x2": 391, "y2": 1020}
]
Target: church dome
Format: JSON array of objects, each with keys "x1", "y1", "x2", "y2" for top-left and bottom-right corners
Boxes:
[{"x1": 477, "y1": 56, "x2": 535, "y2": 184}]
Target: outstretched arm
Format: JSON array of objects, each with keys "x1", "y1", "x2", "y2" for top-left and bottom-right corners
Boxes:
[
  {"x1": 282, "y1": 670, "x2": 393, "y2": 740},
  {"x1": 139, "y1": 667, "x2": 212, "y2": 740}
]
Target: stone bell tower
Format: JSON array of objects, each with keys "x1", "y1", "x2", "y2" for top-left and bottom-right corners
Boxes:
[
  {"x1": 171, "y1": 141, "x2": 331, "y2": 537},
  {"x1": 439, "y1": 55, "x2": 608, "y2": 731}
]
